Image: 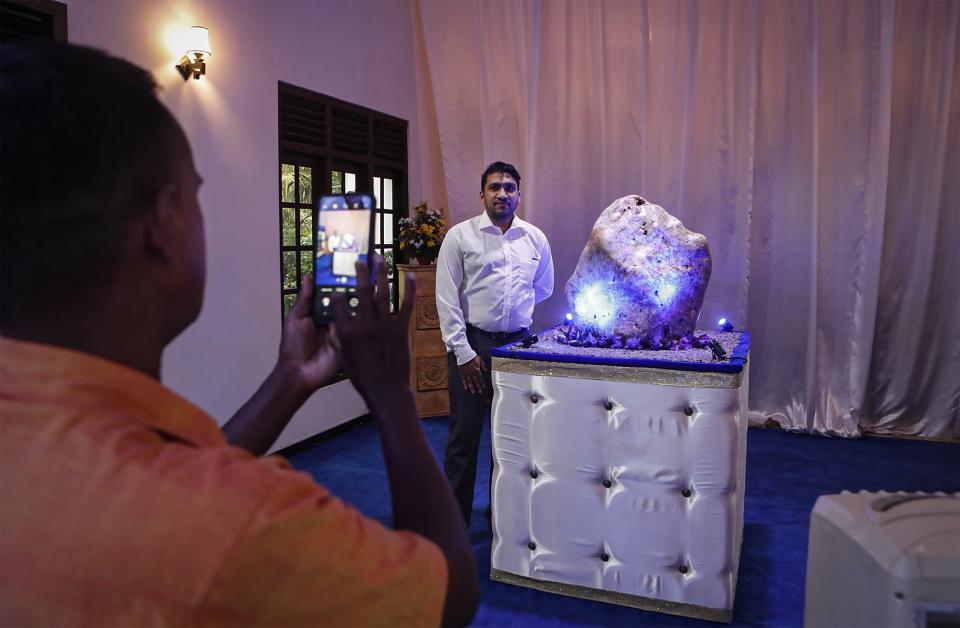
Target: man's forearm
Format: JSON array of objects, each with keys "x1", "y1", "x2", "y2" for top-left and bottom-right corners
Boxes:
[
  {"x1": 435, "y1": 241, "x2": 476, "y2": 367},
  {"x1": 437, "y1": 306, "x2": 473, "y2": 365},
  {"x1": 367, "y1": 386, "x2": 479, "y2": 626},
  {"x1": 221, "y1": 361, "x2": 311, "y2": 456}
]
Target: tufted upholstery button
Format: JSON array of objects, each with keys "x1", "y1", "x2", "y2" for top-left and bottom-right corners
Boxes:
[
  {"x1": 531, "y1": 394, "x2": 540, "y2": 404},
  {"x1": 600, "y1": 552, "x2": 610, "y2": 562},
  {"x1": 679, "y1": 565, "x2": 689, "y2": 574},
  {"x1": 603, "y1": 400, "x2": 614, "y2": 411},
  {"x1": 682, "y1": 488, "x2": 692, "y2": 497},
  {"x1": 602, "y1": 479, "x2": 612, "y2": 488},
  {"x1": 528, "y1": 542, "x2": 537, "y2": 551},
  {"x1": 530, "y1": 470, "x2": 538, "y2": 479},
  {"x1": 684, "y1": 406, "x2": 694, "y2": 416}
]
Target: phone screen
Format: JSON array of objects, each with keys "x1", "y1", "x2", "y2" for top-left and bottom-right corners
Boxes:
[{"x1": 312, "y1": 193, "x2": 374, "y2": 324}]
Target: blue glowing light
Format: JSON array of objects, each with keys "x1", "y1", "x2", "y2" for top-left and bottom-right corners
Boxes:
[
  {"x1": 655, "y1": 279, "x2": 678, "y2": 306},
  {"x1": 718, "y1": 317, "x2": 727, "y2": 325},
  {"x1": 565, "y1": 312, "x2": 574, "y2": 321},
  {"x1": 573, "y1": 282, "x2": 617, "y2": 329}
]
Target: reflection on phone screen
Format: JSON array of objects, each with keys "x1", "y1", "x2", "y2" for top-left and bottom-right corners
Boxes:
[{"x1": 315, "y1": 199, "x2": 371, "y2": 289}]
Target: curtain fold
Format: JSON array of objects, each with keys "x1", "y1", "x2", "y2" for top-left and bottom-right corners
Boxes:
[
  {"x1": 861, "y1": 0, "x2": 960, "y2": 439},
  {"x1": 413, "y1": 0, "x2": 959, "y2": 439}
]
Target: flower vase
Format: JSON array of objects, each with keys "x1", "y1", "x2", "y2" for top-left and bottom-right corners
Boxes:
[{"x1": 416, "y1": 255, "x2": 434, "y2": 266}]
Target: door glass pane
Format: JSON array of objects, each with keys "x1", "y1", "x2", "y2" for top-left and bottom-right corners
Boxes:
[
  {"x1": 299, "y1": 250, "x2": 312, "y2": 282},
  {"x1": 375, "y1": 214, "x2": 383, "y2": 245},
  {"x1": 299, "y1": 208, "x2": 312, "y2": 246},
  {"x1": 282, "y1": 251, "x2": 297, "y2": 289},
  {"x1": 373, "y1": 176, "x2": 381, "y2": 208},
  {"x1": 383, "y1": 178, "x2": 393, "y2": 210},
  {"x1": 281, "y1": 164, "x2": 296, "y2": 202},
  {"x1": 281, "y1": 207, "x2": 296, "y2": 246},
  {"x1": 383, "y1": 212, "x2": 393, "y2": 244},
  {"x1": 282, "y1": 293, "x2": 296, "y2": 316},
  {"x1": 345, "y1": 172, "x2": 356, "y2": 193},
  {"x1": 331, "y1": 171, "x2": 343, "y2": 194},
  {"x1": 299, "y1": 166, "x2": 312, "y2": 204}
]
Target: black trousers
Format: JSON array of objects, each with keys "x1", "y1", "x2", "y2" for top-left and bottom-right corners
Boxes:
[{"x1": 443, "y1": 326, "x2": 528, "y2": 525}]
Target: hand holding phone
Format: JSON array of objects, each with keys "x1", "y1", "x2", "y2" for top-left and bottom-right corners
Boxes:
[
  {"x1": 329, "y1": 257, "x2": 415, "y2": 401},
  {"x1": 312, "y1": 193, "x2": 376, "y2": 325}
]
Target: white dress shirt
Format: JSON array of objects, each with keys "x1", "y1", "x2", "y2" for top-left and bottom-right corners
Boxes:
[{"x1": 436, "y1": 211, "x2": 554, "y2": 365}]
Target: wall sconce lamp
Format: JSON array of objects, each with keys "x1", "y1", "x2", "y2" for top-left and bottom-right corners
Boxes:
[{"x1": 176, "y1": 26, "x2": 212, "y2": 81}]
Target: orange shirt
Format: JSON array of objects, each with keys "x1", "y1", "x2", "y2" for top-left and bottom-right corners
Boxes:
[{"x1": 0, "y1": 337, "x2": 446, "y2": 626}]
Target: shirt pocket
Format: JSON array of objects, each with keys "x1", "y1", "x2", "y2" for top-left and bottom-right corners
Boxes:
[{"x1": 518, "y1": 254, "x2": 541, "y2": 284}]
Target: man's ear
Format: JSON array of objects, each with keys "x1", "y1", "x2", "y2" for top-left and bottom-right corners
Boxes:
[{"x1": 142, "y1": 184, "x2": 181, "y2": 264}]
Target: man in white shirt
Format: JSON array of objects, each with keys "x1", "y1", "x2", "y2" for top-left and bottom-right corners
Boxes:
[{"x1": 435, "y1": 161, "x2": 554, "y2": 524}]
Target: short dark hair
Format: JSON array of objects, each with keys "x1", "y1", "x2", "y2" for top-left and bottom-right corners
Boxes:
[
  {"x1": 481, "y1": 161, "x2": 521, "y2": 191},
  {"x1": 1, "y1": 41, "x2": 184, "y2": 326}
]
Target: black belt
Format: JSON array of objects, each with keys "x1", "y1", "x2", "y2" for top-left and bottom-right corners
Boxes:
[{"x1": 467, "y1": 324, "x2": 528, "y2": 340}]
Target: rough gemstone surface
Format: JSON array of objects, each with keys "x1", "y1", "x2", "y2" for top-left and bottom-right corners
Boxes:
[{"x1": 564, "y1": 195, "x2": 711, "y2": 346}]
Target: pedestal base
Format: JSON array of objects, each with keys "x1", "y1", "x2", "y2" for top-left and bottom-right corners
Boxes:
[
  {"x1": 490, "y1": 333, "x2": 749, "y2": 621},
  {"x1": 491, "y1": 569, "x2": 733, "y2": 623}
]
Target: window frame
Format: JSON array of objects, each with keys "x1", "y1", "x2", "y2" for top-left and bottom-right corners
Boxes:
[
  {"x1": 278, "y1": 159, "x2": 319, "y2": 315},
  {"x1": 278, "y1": 81, "x2": 407, "y2": 320},
  {"x1": 0, "y1": 0, "x2": 68, "y2": 43}
]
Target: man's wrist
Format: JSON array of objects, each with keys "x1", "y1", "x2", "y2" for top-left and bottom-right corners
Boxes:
[
  {"x1": 269, "y1": 357, "x2": 313, "y2": 402},
  {"x1": 366, "y1": 384, "x2": 417, "y2": 414}
]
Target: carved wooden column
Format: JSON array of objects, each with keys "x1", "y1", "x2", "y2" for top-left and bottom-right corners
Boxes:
[{"x1": 397, "y1": 264, "x2": 449, "y2": 417}]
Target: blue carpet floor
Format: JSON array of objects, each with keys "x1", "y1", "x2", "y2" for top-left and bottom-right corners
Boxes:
[{"x1": 286, "y1": 419, "x2": 959, "y2": 627}]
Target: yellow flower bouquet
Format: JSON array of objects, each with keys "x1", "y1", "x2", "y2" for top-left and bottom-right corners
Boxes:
[{"x1": 398, "y1": 201, "x2": 446, "y2": 264}]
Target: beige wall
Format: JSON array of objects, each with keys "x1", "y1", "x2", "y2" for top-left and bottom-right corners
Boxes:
[{"x1": 64, "y1": 0, "x2": 440, "y2": 450}]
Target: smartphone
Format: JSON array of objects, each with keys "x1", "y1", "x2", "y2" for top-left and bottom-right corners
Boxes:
[{"x1": 311, "y1": 192, "x2": 375, "y2": 325}]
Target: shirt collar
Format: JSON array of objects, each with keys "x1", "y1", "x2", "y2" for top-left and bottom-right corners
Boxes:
[
  {"x1": 477, "y1": 210, "x2": 529, "y2": 235},
  {"x1": 0, "y1": 336, "x2": 224, "y2": 447}
]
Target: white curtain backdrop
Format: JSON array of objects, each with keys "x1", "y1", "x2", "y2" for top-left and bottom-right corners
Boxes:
[{"x1": 412, "y1": 0, "x2": 959, "y2": 439}]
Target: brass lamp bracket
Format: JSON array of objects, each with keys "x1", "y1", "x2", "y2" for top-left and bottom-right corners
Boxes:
[{"x1": 176, "y1": 53, "x2": 207, "y2": 81}]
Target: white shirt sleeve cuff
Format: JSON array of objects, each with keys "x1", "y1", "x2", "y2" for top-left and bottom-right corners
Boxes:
[{"x1": 454, "y1": 346, "x2": 477, "y2": 366}]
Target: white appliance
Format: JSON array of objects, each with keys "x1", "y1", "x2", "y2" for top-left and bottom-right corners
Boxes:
[{"x1": 804, "y1": 491, "x2": 960, "y2": 628}]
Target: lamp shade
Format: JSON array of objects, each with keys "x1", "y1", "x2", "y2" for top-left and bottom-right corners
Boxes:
[{"x1": 185, "y1": 26, "x2": 211, "y2": 56}]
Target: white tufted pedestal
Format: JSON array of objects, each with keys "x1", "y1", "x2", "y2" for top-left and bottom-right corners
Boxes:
[{"x1": 489, "y1": 334, "x2": 750, "y2": 623}]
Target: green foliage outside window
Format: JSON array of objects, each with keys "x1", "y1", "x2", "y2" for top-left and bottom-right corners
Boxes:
[
  {"x1": 382, "y1": 249, "x2": 396, "y2": 281},
  {"x1": 282, "y1": 251, "x2": 297, "y2": 289},
  {"x1": 281, "y1": 164, "x2": 312, "y2": 203}
]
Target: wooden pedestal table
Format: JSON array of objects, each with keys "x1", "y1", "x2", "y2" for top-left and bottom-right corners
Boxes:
[{"x1": 397, "y1": 264, "x2": 449, "y2": 418}]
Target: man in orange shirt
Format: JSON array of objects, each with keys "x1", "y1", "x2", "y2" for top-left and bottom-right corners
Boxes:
[{"x1": 0, "y1": 42, "x2": 479, "y2": 626}]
